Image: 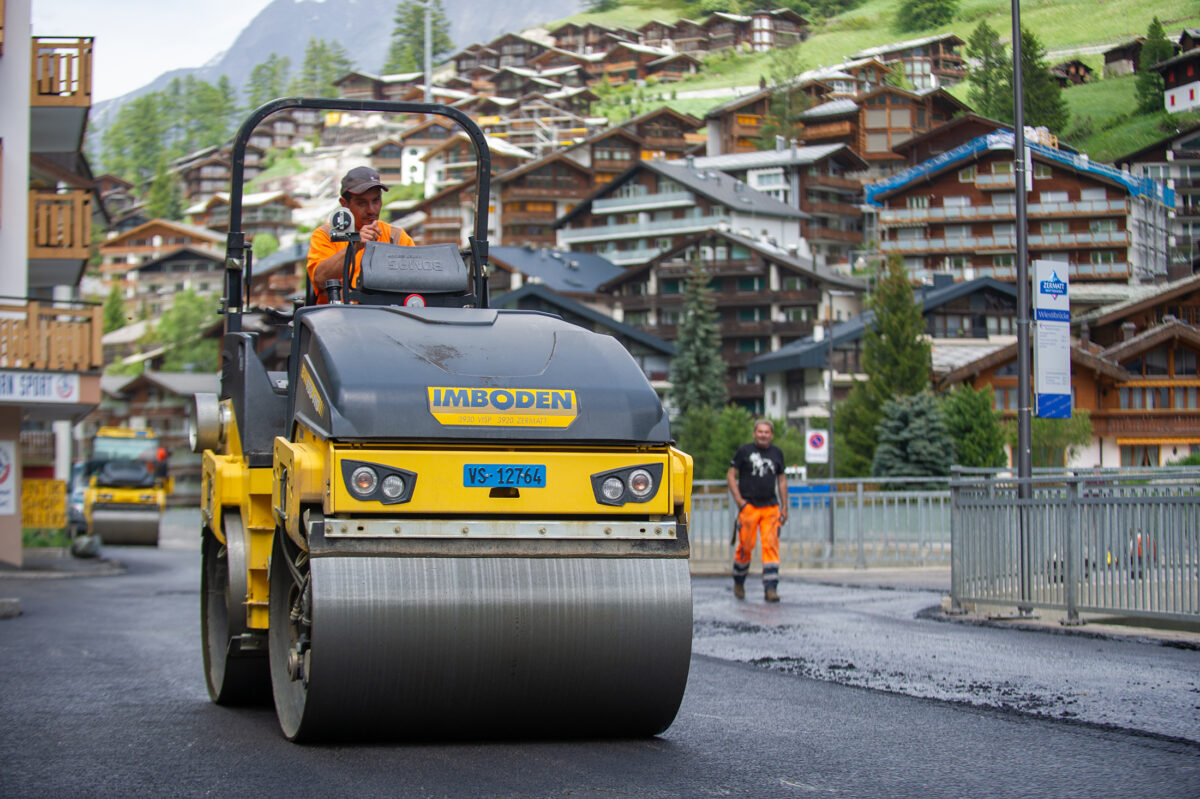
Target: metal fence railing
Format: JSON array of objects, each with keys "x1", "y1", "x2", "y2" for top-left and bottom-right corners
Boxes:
[
  {"x1": 950, "y1": 468, "x2": 1200, "y2": 624},
  {"x1": 688, "y1": 478, "x2": 953, "y2": 573}
]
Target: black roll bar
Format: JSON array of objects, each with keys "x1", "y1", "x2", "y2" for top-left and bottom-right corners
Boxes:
[{"x1": 222, "y1": 98, "x2": 492, "y2": 334}]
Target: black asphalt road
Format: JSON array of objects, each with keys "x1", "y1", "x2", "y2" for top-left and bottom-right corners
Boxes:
[{"x1": 1, "y1": 546, "x2": 1198, "y2": 799}]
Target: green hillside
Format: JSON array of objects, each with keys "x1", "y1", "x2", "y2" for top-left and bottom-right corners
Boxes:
[{"x1": 561, "y1": 0, "x2": 1200, "y2": 161}]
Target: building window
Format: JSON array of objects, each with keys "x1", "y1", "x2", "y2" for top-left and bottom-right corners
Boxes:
[
  {"x1": 992, "y1": 161, "x2": 1013, "y2": 175},
  {"x1": 1120, "y1": 445, "x2": 1159, "y2": 467},
  {"x1": 737, "y1": 276, "x2": 765, "y2": 291},
  {"x1": 958, "y1": 166, "x2": 976, "y2": 182},
  {"x1": 866, "y1": 133, "x2": 889, "y2": 152},
  {"x1": 1041, "y1": 221, "x2": 1068, "y2": 235},
  {"x1": 1033, "y1": 163, "x2": 1051, "y2": 179},
  {"x1": 1039, "y1": 191, "x2": 1068, "y2": 203},
  {"x1": 661, "y1": 279, "x2": 681, "y2": 295},
  {"x1": 907, "y1": 196, "x2": 929, "y2": 209}
]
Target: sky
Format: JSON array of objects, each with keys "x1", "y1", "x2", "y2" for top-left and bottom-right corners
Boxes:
[{"x1": 31, "y1": 0, "x2": 277, "y2": 102}]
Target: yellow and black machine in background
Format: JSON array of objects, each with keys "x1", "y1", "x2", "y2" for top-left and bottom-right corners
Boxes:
[
  {"x1": 190, "y1": 98, "x2": 694, "y2": 742},
  {"x1": 83, "y1": 427, "x2": 170, "y2": 545}
]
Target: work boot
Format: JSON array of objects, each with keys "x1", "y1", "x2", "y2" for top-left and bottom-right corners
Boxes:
[
  {"x1": 764, "y1": 587, "x2": 780, "y2": 603},
  {"x1": 733, "y1": 582, "x2": 745, "y2": 599}
]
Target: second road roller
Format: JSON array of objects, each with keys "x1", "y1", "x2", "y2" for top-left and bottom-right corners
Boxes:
[{"x1": 191, "y1": 98, "x2": 694, "y2": 741}]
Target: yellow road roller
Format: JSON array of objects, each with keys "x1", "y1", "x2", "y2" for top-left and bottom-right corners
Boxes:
[
  {"x1": 191, "y1": 99, "x2": 694, "y2": 741},
  {"x1": 83, "y1": 426, "x2": 170, "y2": 545}
]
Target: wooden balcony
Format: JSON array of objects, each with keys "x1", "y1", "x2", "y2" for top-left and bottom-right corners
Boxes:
[
  {"x1": 806, "y1": 200, "x2": 862, "y2": 218},
  {"x1": 30, "y1": 37, "x2": 93, "y2": 153},
  {"x1": 31, "y1": 37, "x2": 92, "y2": 107},
  {"x1": 804, "y1": 225, "x2": 863, "y2": 244},
  {"x1": 800, "y1": 120, "x2": 853, "y2": 142},
  {"x1": 806, "y1": 174, "x2": 863, "y2": 192},
  {"x1": 0, "y1": 302, "x2": 103, "y2": 371},
  {"x1": 29, "y1": 189, "x2": 91, "y2": 260}
]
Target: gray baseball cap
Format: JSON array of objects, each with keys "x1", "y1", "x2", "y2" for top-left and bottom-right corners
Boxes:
[{"x1": 340, "y1": 166, "x2": 389, "y2": 195}]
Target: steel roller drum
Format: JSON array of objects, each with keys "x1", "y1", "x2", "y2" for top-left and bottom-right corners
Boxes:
[
  {"x1": 273, "y1": 554, "x2": 693, "y2": 740},
  {"x1": 91, "y1": 509, "x2": 160, "y2": 545}
]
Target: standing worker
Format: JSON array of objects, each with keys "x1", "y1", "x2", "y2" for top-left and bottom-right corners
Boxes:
[{"x1": 727, "y1": 419, "x2": 788, "y2": 602}]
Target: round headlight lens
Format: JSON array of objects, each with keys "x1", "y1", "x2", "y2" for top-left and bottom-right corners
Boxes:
[
  {"x1": 380, "y1": 474, "x2": 406, "y2": 499},
  {"x1": 628, "y1": 469, "x2": 654, "y2": 499},
  {"x1": 601, "y1": 476, "x2": 625, "y2": 502},
  {"x1": 350, "y1": 466, "x2": 378, "y2": 497}
]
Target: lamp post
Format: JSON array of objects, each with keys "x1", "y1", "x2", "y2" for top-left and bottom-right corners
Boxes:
[
  {"x1": 825, "y1": 288, "x2": 856, "y2": 551},
  {"x1": 1011, "y1": 0, "x2": 1033, "y2": 611},
  {"x1": 423, "y1": 0, "x2": 433, "y2": 104}
]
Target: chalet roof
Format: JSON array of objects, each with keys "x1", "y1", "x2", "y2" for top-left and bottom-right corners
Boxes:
[
  {"x1": 332, "y1": 70, "x2": 424, "y2": 85},
  {"x1": 121, "y1": 371, "x2": 221, "y2": 398},
  {"x1": 747, "y1": 278, "x2": 1017, "y2": 376},
  {"x1": 707, "y1": 11, "x2": 751, "y2": 24},
  {"x1": 252, "y1": 241, "x2": 309, "y2": 278},
  {"x1": 704, "y1": 89, "x2": 772, "y2": 119},
  {"x1": 866, "y1": 131, "x2": 1174, "y2": 207},
  {"x1": 100, "y1": 219, "x2": 225, "y2": 249},
  {"x1": 648, "y1": 53, "x2": 702, "y2": 68},
  {"x1": 101, "y1": 320, "x2": 152, "y2": 347},
  {"x1": 939, "y1": 341, "x2": 1130, "y2": 387},
  {"x1": 422, "y1": 133, "x2": 534, "y2": 162},
  {"x1": 100, "y1": 373, "x2": 138, "y2": 397},
  {"x1": 675, "y1": 142, "x2": 868, "y2": 172},
  {"x1": 852, "y1": 32, "x2": 965, "y2": 59},
  {"x1": 606, "y1": 41, "x2": 673, "y2": 58},
  {"x1": 187, "y1": 191, "x2": 301, "y2": 215},
  {"x1": 1100, "y1": 319, "x2": 1200, "y2": 363},
  {"x1": 556, "y1": 159, "x2": 808, "y2": 229},
  {"x1": 488, "y1": 246, "x2": 624, "y2": 293},
  {"x1": 1074, "y1": 273, "x2": 1200, "y2": 327},
  {"x1": 490, "y1": 283, "x2": 675, "y2": 356},
  {"x1": 1151, "y1": 46, "x2": 1200, "y2": 74},
  {"x1": 495, "y1": 151, "x2": 592, "y2": 185},
  {"x1": 798, "y1": 98, "x2": 859, "y2": 120},
  {"x1": 131, "y1": 246, "x2": 223, "y2": 273},
  {"x1": 621, "y1": 106, "x2": 704, "y2": 133},
  {"x1": 598, "y1": 228, "x2": 862, "y2": 293},
  {"x1": 890, "y1": 113, "x2": 1012, "y2": 157}
]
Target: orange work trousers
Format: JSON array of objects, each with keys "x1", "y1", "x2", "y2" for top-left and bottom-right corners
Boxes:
[{"x1": 734, "y1": 502, "x2": 780, "y2": 569}]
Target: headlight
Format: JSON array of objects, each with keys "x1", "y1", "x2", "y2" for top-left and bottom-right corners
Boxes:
[
  {"x1": 380, "y1": 474, "x2": 406, "y2": 499},
  {"x1": 350, "y1": 466, "x2": 378, "y2": 497},
  {"x1": 340, "y1": 460, "x2": 417, "y2": 505},
  {"x1": 628, "y1": 469, "x2": 654, "y2": 499},
  {"x1": 601, "y1": 476, "x2": 624, "y2": 502},
  {"x1": 589, "y1": 464, "x2": 664, "y2": 506}
]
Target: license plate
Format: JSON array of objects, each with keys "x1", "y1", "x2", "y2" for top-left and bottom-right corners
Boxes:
[{"x1": 464, "y1": 464, "x2": 546, "y2": 488}]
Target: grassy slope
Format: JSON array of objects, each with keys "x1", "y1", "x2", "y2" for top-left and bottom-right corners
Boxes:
[{"x1": 553, "y1": 0, "x2": 1200, "y2": 161}]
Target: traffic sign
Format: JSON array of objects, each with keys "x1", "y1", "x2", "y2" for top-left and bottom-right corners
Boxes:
[{"x1": 806, "y1": 430, "x2": 829, "y2": 464}]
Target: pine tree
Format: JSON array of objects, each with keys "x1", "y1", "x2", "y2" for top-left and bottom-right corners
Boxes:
[
  {"x1": 966, "y1": 21, "x2": 1009, "y2": 121},
  {"x1": 1018, "y1": 27, "x2": 1069, "y2": 134},
  {"x1": 836, "y1": 256, "x2": 930, "y2": 476},
  {"x1": 862, "y1": 256, "x2": 930, "y2": 401},
  {"x1": 102, "y1": 284, "x2": 128, "y2": 334},
  {"x1": 668, "y1": 262, "x2": 727, "y2": 417},
  {"x1": 246, "y1": 54, "x2": 292, "y2": 110},
  {"x1": 871, "y1": 392, "x2": 953, "y2": 483},
  {"x1": 384, "y1": 1, "x2": 454, "y2": 75},
  {"x1": 1137, "y1": 18, "x2": 1175, "y2": 114},
  {"x1": 291, "y1": 38, "x2": 355, "y2": 98},
  {"x1": 964, "y1": 24, "x2": 1069, "y2": 134},
  {"x1": 152, "y1": 290, "x2": 220, "y2": 372},
  {"x1": 833, "y1": 381, "x2": 880, "y2": 478},
  {"x1": 942, "y1": 384, "x2": 1007, "y2": 468},
  {"x1": 101, "y1": 93, "x2": 166, "y2": 184},
  {"x1": 896, "y1": 0, "x2": 960, "y2": 34},
  {"x1": 146, "y1": 157, "x2": 183, "y2": 220}
]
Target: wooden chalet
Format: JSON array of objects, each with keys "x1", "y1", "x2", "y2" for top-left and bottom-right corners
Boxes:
[
  {"x1": 99, "y1": 219, "x2": 223, "y2": 274},
  {"x1": 852, "y1": 33, "x2": 967, "y2": 89},
  {"x1": 620, "y1": 107, "x2": 704, "y2": 160},
  {"x1": 798, "y1": 86, "x2": 968, "y2": 175},
  {"x1": 704, "y1": 89, "x2": 773, "y2": 155},
  {"x1": 496, "y1": 153, "x2": 593, "y2": 249},
  {"x1": 1050, "y1": 59, "x2": 1094, "y2": 87},
  {"x1": 601, "y1": 229, "x2": 863, "y2": 412}
]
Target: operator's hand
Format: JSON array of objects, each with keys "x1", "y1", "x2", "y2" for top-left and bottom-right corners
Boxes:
[
  {"x1": 779, "y1": 507, "x2": 788, "y2": 525},
  {"x1": 359, "y1": 221, "x2": 382, "y2": 242}
]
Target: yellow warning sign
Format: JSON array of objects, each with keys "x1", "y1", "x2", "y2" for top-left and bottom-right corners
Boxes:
[{"x1": 22, "y1": 479, "x2": 66, "y2": 529}]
